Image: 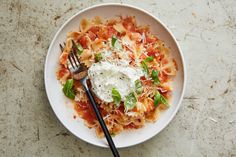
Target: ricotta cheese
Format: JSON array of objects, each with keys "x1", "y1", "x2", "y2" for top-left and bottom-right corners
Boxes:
[{"x1": 88, "y1": 61, "x2": 143, "y2": 102}]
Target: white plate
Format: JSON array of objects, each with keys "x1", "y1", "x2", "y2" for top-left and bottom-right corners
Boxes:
[{"x1": 44, "y1": 3, "x2": 186, "y2": 148}]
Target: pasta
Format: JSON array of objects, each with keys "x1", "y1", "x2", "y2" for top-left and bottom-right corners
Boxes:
[{"x1": 57, "y1": 16, "x2": 177, "y2": 137}]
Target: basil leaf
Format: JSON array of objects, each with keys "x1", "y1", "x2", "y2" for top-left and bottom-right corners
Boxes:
[
  {"x1": 77, "y1": 43, "x2": 83, "y2": 55},
  {"x1": 154, "y1": 92, "x2": 169, "y2": 107},
  {"x1": 141, "y1": 61, "x2": 149, "y2": 75},
  {"x1": 112, "y1": 35, "x2": 117, "y2": 47},
  {"x1": 160, "y1": 95, "x2": 169, "y2": 107},
  {"x1": 63, "y1": 79, "x2": 75, "y2": 99},
  {"x1": 144, "y1": 56, "x2": 154, "y2": 62},
  {"x1": 154, "y1": 92, "x2": 161, "y2": 107},
  {"x1": 135, "y1": 79, "x2": 143, "y2": 94},
  {"x1": 112, "y1": 87, "x2": 121, "y2": 106},
  {"x1": 95, "y1": 52, "x2": 103, "y2": 62},
  {"x1": 112, "y1": 35, "x2": 122, "y2": 49},
  {"x1": 124, "y1": 92, "x2": 137, "y2": 111},
  {"x1": 151, "y1": 69, "x2": 160, "y2": 84}
]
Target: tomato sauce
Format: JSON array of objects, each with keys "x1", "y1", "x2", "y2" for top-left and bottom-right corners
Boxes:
[
  {"x1": 74, "y1": 101, "x2": 97, "y2": 126},
  {"x1": 57, "y1": 67, "x2": 70, "y2": 79}
]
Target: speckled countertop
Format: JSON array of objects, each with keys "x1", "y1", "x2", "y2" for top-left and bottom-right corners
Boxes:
[{"x1": 0, "y1": 0, "x2": 235, "y2": 157}]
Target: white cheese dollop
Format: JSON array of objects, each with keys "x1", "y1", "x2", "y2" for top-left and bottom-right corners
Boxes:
[{"x1": 88, "y1": 61, "x2": 143, "y2": 103}]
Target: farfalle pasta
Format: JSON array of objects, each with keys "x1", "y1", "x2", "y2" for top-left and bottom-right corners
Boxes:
[{"x1": 57, "y1": 16, "x2": 177, "y2": 137}]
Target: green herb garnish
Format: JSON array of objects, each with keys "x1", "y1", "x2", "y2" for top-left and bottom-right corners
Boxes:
[
  {"x1": 111, "y1": 35, "x2": 122, "y2": 49},
  {"x1": 124, "y1": 92, "x2": 137, "y2": 111},
  {"x1": 95, "y1": 52, "x2": 103, "y2": 62},
  {"x1": 144, "y1": 56, "x2": 154, "y2": 62},
  {"x1": 112, "y1": 87, "x2": 121, "y2": 106},
  {"x1": 151, "y1": 70, "x2": 160, "y2": 84},
  {"x1": 160, "y1": 95, "x2": 169, "y2": 107},
  {"x1": 112, "y1": 35, "x2": 117, "y2": 47},
  {"x1": 154, "y1": 92, "x2": 161, "y2": 107},
  {"x1": 135, "y1": 79, "x2": 143, "y2": 94},
  {"x1": 153, "y1": 91, "x2": 169, "y2": 107},
  {"x1": 63, "y1": 79, "x2": 75, "y2": 99},
  {"x1": 77, "y1": 43, "x2": 83, "y2": 55},
  {"x1": 141, "y1": 61, "x2": 149, "y2": 75}
]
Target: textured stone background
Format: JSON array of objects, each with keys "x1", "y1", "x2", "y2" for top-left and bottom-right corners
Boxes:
[{"x1": 0, "y1": 0, "x2": 236, "y2": 157}]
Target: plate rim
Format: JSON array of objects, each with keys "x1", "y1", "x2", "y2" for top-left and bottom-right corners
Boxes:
[{"x1": 44, "y1": 3, "x2": 187, "y2": 148}]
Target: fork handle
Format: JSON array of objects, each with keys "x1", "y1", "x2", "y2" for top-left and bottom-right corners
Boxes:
[{"x1": 81, "y1": 80, "x2": 120, "y2": 157}]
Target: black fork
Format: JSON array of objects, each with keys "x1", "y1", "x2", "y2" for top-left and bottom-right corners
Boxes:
[{"x1": 61, "y1": 41, "x2": 120, "y2": 157}]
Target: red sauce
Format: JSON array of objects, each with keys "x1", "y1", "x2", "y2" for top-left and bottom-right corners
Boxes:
[
  {"x1": 74, "y1": 101, "x2": 97, "y2": 126},
  {"x1": 89, "y1": 26, "x2": 100, "y2": 34},
  {"x1": 57, "y1": 67, "x2": 69, "y2": 79},
  {"x1": 74, "y1": 101, "x2": 109, "y2": 126},
  {"x1": 107, "y1": 26, "x2": 118, "y2": 38},
  {"x1": 96, "y1": 26, "x2": 118, "y2": 40},
  {"x1": 146, "y1": 35, "x2": 157, "y2": 44},
  {"x1": 73, "y1": 80, "x2": 82, "y2": 89},
  {"x1": 88, "y1": 31, "x2": 97, "y2": 41},
  {"x1": 78, "y1": 35, "x2": 89, "y2": 49},
  {"x1": 160, "y1": 73, "x2": 168, "y2": 83},
  {"x1": 117, "y1": 103, "x2": 125, "y2": 113},
  {"x1": 59, "y1": 52, "x2": 69, "y2": 66}
]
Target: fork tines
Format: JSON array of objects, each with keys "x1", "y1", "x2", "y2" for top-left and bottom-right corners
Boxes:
[
  {"x1": 60, "y1": 42, "x2": 66, "y2": 52},
  {"x1": 68, "y1": 52, "x2": 80, "y2": 69},
  {"x1": 59, "y1": 44, "x2": 64, "y2": 52},
  {"x1": 71, "y1": 40, "x2": 81, "y2": 64},
  {"x1": 60, "y1": 41, "x2": 86, "y2": 74}
]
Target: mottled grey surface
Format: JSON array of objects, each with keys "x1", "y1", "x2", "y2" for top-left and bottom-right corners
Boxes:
[{"x1": 0, "y1": 0, "x2": 236, "y2": 157}]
